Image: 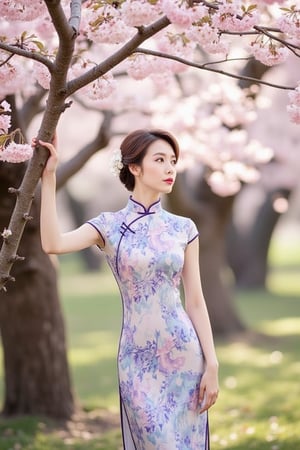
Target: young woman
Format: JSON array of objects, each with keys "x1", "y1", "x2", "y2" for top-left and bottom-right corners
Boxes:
[{"x1": 37, "y1": 129, "x2": 219, "y2": 450}]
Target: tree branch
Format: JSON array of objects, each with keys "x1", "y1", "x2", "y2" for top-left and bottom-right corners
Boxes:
[
  {"x1": 45, "y1": 0, "x2": 75, "y2": 43},
  {"x1": 135, "y1": 48, "x2": 296, "y2": 91},
  {"x1": 0, "y1": 1, "x2": 81, "y2": 291},
  {"x1": 0, "y1": 42, "x2": 54, "y2": 71},
  {"x1": 200, "y1": 0, "x2": 300, "y2": 56},
  {"x1": 66, "y1": 15, "x2": 171, "y2": 96},
  {"x1": 56, "y1": 110, "x2": 114, "y2": 189},
  {"x1": 69, "y1": 0, "x2": 82, "y2": 37}
]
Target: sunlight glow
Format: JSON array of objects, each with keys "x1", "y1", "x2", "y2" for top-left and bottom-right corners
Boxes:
[
  {"x1": 260, "y1": 318, "x2": 300, "y2": 336},
  {"x1": 69, "y1": 331, "x2": 117, "y2": 366}
]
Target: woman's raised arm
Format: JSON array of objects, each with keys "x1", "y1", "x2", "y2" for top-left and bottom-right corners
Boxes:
[{"x1": 35, "y1": 137, "x2": 103, "y2": 254}]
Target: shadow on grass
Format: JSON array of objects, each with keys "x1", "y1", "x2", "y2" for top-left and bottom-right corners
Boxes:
[{"x1": 0, "y1": 410, "x2": 122, "y2": 450}]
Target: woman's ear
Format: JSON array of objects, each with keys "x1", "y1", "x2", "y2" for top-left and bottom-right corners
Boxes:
[{"x1": 128, "y1": 164, "x2": 141, "y2": 177}]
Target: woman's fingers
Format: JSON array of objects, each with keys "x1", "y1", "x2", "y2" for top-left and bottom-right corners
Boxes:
[
  {"x1": 31, "y1": 137, "x2": 59, "y2": 174},
  {"x1": 199, "y1": 390, "x2": 218, "y2": 413},
  {"x1": 31, "y1": 136, "x2": 57, "y2": 155},
  {"x1": 199, "y1": 372, "x2": 219, "y2": 413}
]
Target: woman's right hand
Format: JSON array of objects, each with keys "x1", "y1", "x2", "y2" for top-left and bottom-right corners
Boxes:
[{"x1": 32, "y1": 134, "x2": 58, "y2": 175}]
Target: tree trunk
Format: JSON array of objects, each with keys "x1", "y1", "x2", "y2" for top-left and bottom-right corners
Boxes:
[
  {"x1": 168, "y1": 173, "x2": 245, "y2": 336},
  {"x1": 227, "y1": 187, "x2": 291, "y2": 289},
  {"x1": 0, "y1": 141, "x2": 74, "y2": 418},
  {"x1": 64, "y1": 187, "x2": 101, "y2": 271}
]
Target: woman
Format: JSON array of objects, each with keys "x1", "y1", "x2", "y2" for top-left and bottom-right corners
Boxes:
[{"x1": 37, "y1": 129, "x2": 219, "y2": 450}]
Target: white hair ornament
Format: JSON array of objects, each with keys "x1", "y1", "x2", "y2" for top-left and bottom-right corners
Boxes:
[{"x1": 110, "y1": 148, "x2": 124, "y2": 177}]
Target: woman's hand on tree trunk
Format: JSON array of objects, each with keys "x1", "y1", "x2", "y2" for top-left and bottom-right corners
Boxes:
[{"x1": 32, "y1": 133, "x2": 58, "y2": 175}]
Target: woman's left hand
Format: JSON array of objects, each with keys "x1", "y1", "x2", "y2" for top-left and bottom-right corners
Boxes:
[{"x1": 199, "y1": 365, "x2": 219, "y2": 413}]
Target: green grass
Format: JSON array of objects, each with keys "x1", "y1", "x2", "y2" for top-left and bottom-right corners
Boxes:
[{"x1": 0, "y1": 235, "x2": 299, "y2": 449}]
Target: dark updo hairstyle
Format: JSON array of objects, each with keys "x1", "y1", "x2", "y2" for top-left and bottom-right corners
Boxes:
[{"x1": 119, "y1": 129, "x2": 179, "y2": 191}]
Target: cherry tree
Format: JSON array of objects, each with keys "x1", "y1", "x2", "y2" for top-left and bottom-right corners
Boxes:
[
  {"x1": 1, "y1": 0, "x2": 300, "y2": 289},
  {"x1": 0, "y1": 0, "x2": 300, "y2": 417}
]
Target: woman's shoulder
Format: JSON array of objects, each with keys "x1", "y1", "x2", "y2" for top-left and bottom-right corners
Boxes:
[
  {"x1": 87, "y1": 205, "x2": 126, "y2": 226},
  {"x1": 163, "y1": 209, "x2": 195, "y2": 225},
  {"x1": 163, "y1": 210, "x2": 198, "y2": 234}
]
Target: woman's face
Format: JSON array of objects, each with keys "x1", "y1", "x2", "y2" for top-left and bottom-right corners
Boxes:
[{"x1": 131, "y1": 139, "x2": 177, "y2": 195}]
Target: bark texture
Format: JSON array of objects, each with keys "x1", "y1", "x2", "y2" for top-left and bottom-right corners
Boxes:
[{"x1": 0, "y1": 162, "x2": 74, "y2": 418}]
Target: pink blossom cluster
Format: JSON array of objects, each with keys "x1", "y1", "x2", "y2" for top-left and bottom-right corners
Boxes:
[
  {"x1": 121, "y1": 0, "x2": 160, "y2": 27},
  {"x1": 0, "y1": 101, "x2": 33, "y2": 164},
  {"x1": 0, "y1": 0, "x2": 47, "y2": 21},
  {"x1": 160, "y1": 0, "x2": 199, "y2": 28},
  {"x1": 287, "y1": 83, "x2": 300, "y2": 124},
  {"x1": 33, "y1": 61, "x2": 51, "y2": 90},
  {"x1": 155, "y1": 32, "x2": 196, "y2": 73},
  {"x1": 0, "y1": 0, "x2": 300, "y2": 129},
  {"x1": 277, "y1": 7, "x2": 300, "y2": 44},
  {"x1": 211, "y1": 0, "x2": 259, "y2": 33},
  {"x1": 186, "y1": 23, "x2": 229, "y2": 55},
  {"x1": 0, "y1": 143, "x2": 33, "y2": 163},
  {"x1": 150, "y1": 78, "x2": 273, "y2": 196},
  {"x1": 126, "y1": 54, "x2": 154, "y2": 80},
  {"x1": 249, "y1": 40, "x2": 289, "y2": 66},
  {"x1": 70, "y1": 62, "x2": 117, "y2": 100},
  {"x1": 204, "y1": 131, "x2": 274, "y2": 196},
  {"x1": 126, "y1": 32, "x2": 196, "y2": 79},
  {"x1": 0, "y1": 101, "x2": 11, "y2": 134},
  {"x1": 84, "y1": 3, "x2": 135, "y2": 44},
  {"x1": 0, "y1": 56, "x2": 26, "y2": 98}
]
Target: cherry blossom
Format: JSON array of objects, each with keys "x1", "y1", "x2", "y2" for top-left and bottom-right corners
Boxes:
[
  {"x1": 0, "y1": 143, "x2": 33, "y2": 163},
  {"x1": 121, "y1": 0, "x2": 160, "y2": 27},
  {"x1": 70, "y1": 62, "x2": 117, "y2": 100},
  {"x1": 0, "y1": 115, "x2": 11, "y2": 135},
  {"x1": 0, "y1": 57, "x2": 27, "y2": 98},
  {"x1": 249, "y1": 40, "x2": 289, "y2": 66},
  {"x1": 287, "y1": 84, "x2": 300, "y2": 124},
  {"x1": 212, "y1": 1, "x2": 259, "y2": 33},
  {"x1": 207, "y1": 170, "x2": 242, "y2": 197},
  {"x1": 0, "y1": 0, "x2": 299, "y2": 172},
  {"x1": 186, "y1": 23, "x2": 229, "y2": 56},
  {"x1": 277, "y1": 6, "x2": 300, "y2": 43},
  {"x1": 0, "y1": 0, "x2": 47, "y2": 22},
  {"x1": 0, "y1": 101, "x2": 11, "y2": 134},
  {"x1": 110, "y1": 149, "x2": 124, "y2": 177},
  {"x1": 149, "y1": 74, "x2": 275, "y2": 196},
  {"x1": 32, "y1": 61, "x2": 51, "y2": 90},
  {"x1": 160, "y1": 0, "x2": 196, "y2": 28},
  {"x1": 84, "y1": 3, "x2": 135, "y2": 45},
  {"x1": 154, "y1": 31, "x2": 196, "y2": 73},
  {"x1": 126, "y1": 54, "x2": 155, "y2": 80}
]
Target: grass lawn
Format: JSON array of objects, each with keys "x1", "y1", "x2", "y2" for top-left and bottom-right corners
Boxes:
[{"x1": 0, "y1": 235, "x2": 299, "y2": 449}]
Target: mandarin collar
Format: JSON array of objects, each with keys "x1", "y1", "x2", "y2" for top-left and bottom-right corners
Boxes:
[{"x1": 127, "y1": 196, "x2": 162, "y2": 215}]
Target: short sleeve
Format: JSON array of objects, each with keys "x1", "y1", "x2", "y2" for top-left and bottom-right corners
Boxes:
[
  {"x1": 187, "y1": 219, "x2": 199, "y2": 244},
  {"x1": 86, "y1": 213, "x2": 106, "y2": 250}
]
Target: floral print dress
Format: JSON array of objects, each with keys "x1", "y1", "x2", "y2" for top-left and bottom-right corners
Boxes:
[{"x1": 87, "y1": 196, "x2": 209, "y2": 450}]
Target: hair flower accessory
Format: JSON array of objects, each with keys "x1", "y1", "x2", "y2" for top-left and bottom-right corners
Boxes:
[{"x1": 110, "y1": 148, "x2": 124, "y2": 177}]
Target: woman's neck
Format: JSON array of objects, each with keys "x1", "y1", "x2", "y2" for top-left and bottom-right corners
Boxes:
[{"x1": 131, "y1": 189, "x2": 160, "y2": 209}]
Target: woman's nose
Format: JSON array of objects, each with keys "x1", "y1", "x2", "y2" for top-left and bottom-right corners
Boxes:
[{"x1": 166, "y1": 163, "x2": 175, "y2": 173}]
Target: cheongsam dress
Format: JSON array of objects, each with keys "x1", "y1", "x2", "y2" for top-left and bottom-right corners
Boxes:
[{"x1": 87, "y1": 196, "x2": 209, "y2": 450}]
